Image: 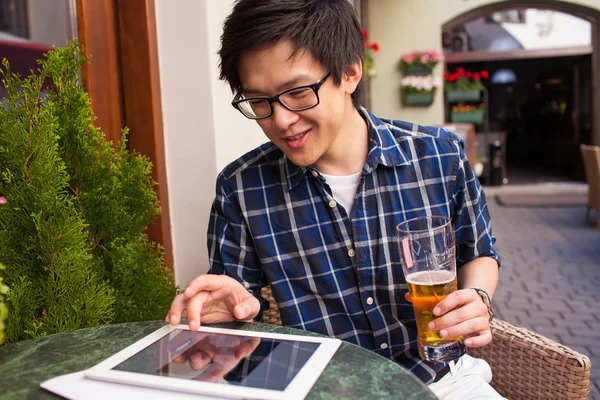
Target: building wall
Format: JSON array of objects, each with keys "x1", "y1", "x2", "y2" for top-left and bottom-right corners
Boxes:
[
  {"x1": 368, "y1": 0, "x2": 600, "y2": 132},
  {"x1": 155, "y1": 0, "x2": 264, "y2": 286}
]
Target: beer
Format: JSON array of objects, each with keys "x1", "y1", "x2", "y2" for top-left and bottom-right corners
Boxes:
[
  {"x1": 398, "y1": 216, "x2": 465, "y2": 361},
  {"x1": 406, "y1": 269, "x2": 460, "y2": 345}
]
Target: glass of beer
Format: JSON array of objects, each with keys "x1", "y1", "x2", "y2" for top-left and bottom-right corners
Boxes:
[{"x1": 396, "y1": 216, "x2": 466, "y2": 362}]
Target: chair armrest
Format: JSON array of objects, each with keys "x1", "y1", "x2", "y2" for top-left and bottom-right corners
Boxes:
[
  {"x1": 468, "y1": 319, "x2": 591, "y2": 400},
  {"x1": 260, "y1": 286, "x2": 282, "y2": 325}
]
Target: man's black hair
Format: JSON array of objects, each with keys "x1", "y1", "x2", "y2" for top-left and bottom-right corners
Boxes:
[{"x1": 219, "y1": 0, "x2": 366, "y2": 109}]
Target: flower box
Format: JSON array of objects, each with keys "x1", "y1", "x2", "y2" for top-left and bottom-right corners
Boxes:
[
  {"x1": 403, "y1": 65, "x2": 432, "y2": 76},
  {"x1": 402, "y1": 91, "x2": 435, "y2": 106},
  {"x1": 400, "y1": 50, "x2": 444, "y2": 74},
  {"x1": 451, "y1": 109, "x2": 485, "y2": 123},
  {"x1": 446, "y1": 89, "x2": 481, "y2": 102}
]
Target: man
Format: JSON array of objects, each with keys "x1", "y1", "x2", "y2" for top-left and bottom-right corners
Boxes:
[{"x1": 167, "y1": 1, "x2": 503, "y2": 398}]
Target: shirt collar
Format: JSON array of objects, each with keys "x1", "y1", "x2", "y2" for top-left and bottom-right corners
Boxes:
[{"x1": 284, "y1": 108, "x2": 411, "y2": 190}]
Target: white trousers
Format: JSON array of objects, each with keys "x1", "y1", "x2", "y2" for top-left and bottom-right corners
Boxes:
[{"x1": 427, "y1": 354, "x2": 506, "y2": 400}]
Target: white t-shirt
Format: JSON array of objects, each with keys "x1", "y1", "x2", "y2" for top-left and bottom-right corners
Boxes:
[{"x1": 320, "y1": 170, "x2": 362, "y2": 214}]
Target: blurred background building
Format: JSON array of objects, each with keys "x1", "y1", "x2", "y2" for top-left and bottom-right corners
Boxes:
[{"x1": 367, "y1": 0, "x2": 600, "y2": 188}]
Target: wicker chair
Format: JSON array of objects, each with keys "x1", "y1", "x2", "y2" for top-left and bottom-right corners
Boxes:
[
  {"x1": 581, "y1": 144, "x2": 600, "y2": 229},
  {"x1": 260, "y1": 286, "x2": 591, "y2": 400}
]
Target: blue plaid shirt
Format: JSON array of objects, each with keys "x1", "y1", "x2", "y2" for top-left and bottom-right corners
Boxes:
[{"x1": 207, "y1": 108, "x2": 499, "y2": 383}]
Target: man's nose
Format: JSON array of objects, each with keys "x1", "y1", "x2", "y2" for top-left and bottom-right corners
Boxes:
[{"x1": 271, "y1": 102, "x2": 299, "y2": 130}]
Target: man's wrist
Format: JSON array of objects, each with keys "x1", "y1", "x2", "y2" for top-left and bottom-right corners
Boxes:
[{"x1": 472, "y1": 288, "x2": 494, "y2": 322}]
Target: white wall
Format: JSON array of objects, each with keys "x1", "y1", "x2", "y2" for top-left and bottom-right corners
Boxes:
[
  {"x1": 204, "y1": 2, "x2": 267, "y2": 171},
  {"x1": 155, "y1": 0, "x2": 265, "y2": 287},
  {"x1": 502, "y1": 9, "x2": 591, "y2": 49}
]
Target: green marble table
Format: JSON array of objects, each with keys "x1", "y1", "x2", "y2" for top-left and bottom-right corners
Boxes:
[{"x1": 0, "y1": 321, "x2": 436, "y2": 400}]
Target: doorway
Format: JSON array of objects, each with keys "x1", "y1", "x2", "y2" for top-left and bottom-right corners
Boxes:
[{"x1": 443, "y1": 5, "x2": 596, "y2": 185}]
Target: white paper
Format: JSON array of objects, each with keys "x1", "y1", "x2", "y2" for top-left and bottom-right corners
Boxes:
[{"x1": 41, "y1": 371, "x2": 226, "y2": 400}]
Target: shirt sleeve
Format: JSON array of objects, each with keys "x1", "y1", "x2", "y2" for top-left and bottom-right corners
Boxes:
[
  {"x1": 207, "y1": 179, "x2": 270, "y2": 319},
  {"x1": 450, "y1": 138, "x2": 501, "y2": 269}
]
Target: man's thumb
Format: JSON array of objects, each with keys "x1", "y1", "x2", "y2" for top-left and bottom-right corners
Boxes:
[{"x1": 234, "y1": 296, "x2": 260, "y2": 321}]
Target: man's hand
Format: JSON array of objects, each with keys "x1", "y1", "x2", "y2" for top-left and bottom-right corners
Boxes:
[
  {"x1": 166, "y1": 275, "x2": 261, "y2": 331},
  {"x1": 404, "y1": 289, "x2": 492, "y2": 347}
]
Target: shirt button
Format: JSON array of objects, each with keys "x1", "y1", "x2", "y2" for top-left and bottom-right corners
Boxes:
[
  {"x1": 380, "y1": 343, "x2": 388, "y2": 350},
  {"x1": 366, "y1": 297, "x2": 374, "y2": 305},
  {"x1": 328, "y1": 200, "x2": 337, "y2": 208},
  {"x1": 348, "y1": 249, "x2": 356, "y2": 257},
  {"x1": 311, "y1": 170, "x2": 318, "y2": 178}
]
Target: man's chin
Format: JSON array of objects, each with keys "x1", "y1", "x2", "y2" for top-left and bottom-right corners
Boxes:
[{"x1": 285, "y1": 153, "x2": 317, "y2": 168}]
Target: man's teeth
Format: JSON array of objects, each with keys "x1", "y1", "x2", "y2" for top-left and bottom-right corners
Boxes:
[{"x1": 290, "y1": 132, "x2": 306, "y2": 140}]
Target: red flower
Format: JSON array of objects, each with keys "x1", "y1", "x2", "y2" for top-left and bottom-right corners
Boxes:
[
  {"x1": 481, "y1": 70, "x2": 489, "y2": 79},
  {"x1": 457, "y1": 67, "x2": 465, "y2": 74},
  {"x1": 473, "y1": 72, "x2": 481, "y2": 80},
  {"x1": 362, "y1": 29, "x2": 368, "y2": 40},
  {"x1": 466, "y1": 71, "x2": 473, "y2": 79},
  {"x1": 370, "y1": 42, "x2": 380, "y2": 51}
]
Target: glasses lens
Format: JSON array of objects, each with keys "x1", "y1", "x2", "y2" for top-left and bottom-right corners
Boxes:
[
  {"x1": 237, "y1": 98, "x2": 271, "y2": 118},
  {"x1": 280, "y1": 87, "x2": 318, "y2": 110}
]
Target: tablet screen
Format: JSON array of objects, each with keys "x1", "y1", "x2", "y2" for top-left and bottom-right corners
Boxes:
[{"x1": 111, "y1": 329, "x2": 321, "y2": 392}]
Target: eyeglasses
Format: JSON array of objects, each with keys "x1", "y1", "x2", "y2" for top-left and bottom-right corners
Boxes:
[{"x1": 231, "y1": 72, "x2": 331, "y2": 120}]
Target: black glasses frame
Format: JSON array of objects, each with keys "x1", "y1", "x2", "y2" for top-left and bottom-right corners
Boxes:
[{"x1": 231, "y1": 71, "x2": 331, "y2": 120}]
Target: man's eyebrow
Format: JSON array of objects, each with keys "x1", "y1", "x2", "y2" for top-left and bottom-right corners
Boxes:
[{"x1": 242, "y1": 74, "x2": 315, "y2": 96}]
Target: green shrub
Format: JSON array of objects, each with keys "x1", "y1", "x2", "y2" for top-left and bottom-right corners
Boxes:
[
  {"x1": 0, "y1": 41, "x2": 176, "y2": 344},
  {"x1": 0, "y1": 264, "x2": 7, "y2": 344}
]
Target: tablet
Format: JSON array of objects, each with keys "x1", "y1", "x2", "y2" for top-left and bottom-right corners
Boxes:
[{"x1": 84, "y1": 324, "x2": 341, "y2": 400}]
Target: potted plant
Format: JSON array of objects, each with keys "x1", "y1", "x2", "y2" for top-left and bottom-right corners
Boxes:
[
  {"x1": 362, "y1": 29, "x2": 380, "y2": 76},
  {"x1": 400, "y1": 50, "x2": 444, "y2": 76},
  {"x1": 0, "y1": 42, "x2": 176, "y2": 344},
  {"x1": 450, "y1": 103, "x2": 486, "y2": 123},
  {"x1": 444, "y1": 67, "x2": 489, "y2": 101},
  {"x1": 400, "y1": 75, "x2": 442, "y2": 106}
]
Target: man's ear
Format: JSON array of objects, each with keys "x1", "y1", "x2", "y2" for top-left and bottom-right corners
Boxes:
[{"x1": 343, "y1": 60, "x2": 363, "y2": 95}]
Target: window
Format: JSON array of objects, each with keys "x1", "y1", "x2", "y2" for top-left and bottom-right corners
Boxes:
[{"x1": 486, "y1": 10, "x2": 526, "y2": 24}]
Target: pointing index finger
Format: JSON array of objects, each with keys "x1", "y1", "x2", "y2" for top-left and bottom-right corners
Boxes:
[{"x1": 184, "y1": 274, "x2": 230, "y2": 299}]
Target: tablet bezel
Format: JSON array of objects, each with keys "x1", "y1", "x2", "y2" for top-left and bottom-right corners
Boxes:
[{"x1": 84, "y1": 324, "x2": 341, "y2": 400}]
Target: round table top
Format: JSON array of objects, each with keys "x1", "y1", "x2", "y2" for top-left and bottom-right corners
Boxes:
[{"x1": 0, "y1": 321, "x2": 436, "y2": 400}]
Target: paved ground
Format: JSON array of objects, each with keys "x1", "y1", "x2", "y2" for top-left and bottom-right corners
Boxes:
[{"x1": 484, "y1": 183, "x2": 600, "y2": 399}]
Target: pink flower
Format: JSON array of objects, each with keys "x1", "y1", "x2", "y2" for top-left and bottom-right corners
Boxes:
[
  {"x1": 401, "y1": 50, "x2": 444, "y2": 67},
  {"x1": 401, "y1": 75, "x2": 441, "y2": 92},
  {"x1": 0, "y1": 197, "x2": 6, "y2": 204}
]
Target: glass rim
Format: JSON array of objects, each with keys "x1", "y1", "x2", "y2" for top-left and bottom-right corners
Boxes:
[{"x1": 396, "y1": 215, "x2": 451, "y2": 234}]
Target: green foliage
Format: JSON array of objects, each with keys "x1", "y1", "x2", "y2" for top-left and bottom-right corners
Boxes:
[
  {"x1": 443, "y1": 68, "x2": 489, "y2": 92},
  {"x1": 444, "y1": 78, "x2": 486, "y2": 92},
  {"x1": 0, "y1": 41, "x2": 176, "y2": 344},
  {"x1": 0, "y1": 264, "x2": 7, "y2": 344}
]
